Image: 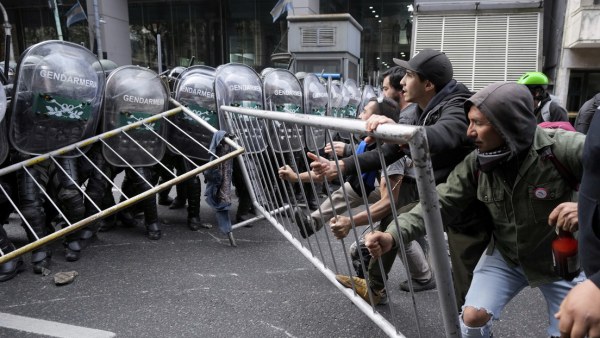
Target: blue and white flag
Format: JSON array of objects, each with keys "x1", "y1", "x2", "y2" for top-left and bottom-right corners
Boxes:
[
  {"x1": 270, "y1": 0, "x2": 293, "y2": 23},
  {"x1": 65, "y1": 1, "x2": 87, "y2": 27}
]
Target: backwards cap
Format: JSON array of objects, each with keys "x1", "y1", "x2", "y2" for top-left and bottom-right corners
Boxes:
[{"x1": 393, "y1": 49, "x2": 453, "y2": 90}]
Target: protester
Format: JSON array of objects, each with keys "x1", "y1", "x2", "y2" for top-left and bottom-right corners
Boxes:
[
  {"x1": 555, "y1": 110, "x2": 600, "y2": 338},
  {"x1": 364, "y1": 82, "x2": 585, "y2": 337},
  {"x1": 517, "y1": 71, "x2": 569, "y2": 123},
  {"x1": 312, "y1": 49, "x2": 492, "y2": 306},
  {"x1": 573, "y1": 92, "x2": 600, "y2": 134},
  {"x1": 281, "y1": 96, "x2": 401, "y2": 238}
]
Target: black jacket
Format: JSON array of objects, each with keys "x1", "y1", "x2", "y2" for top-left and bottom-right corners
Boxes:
[
  {"x1": 574, "y1": 93, "x2": 600, "y2": 134},
  {"x1": 580, "y1": 110, "x2": 600, "y2": 288},
  {"x1": 342, "y1": 79, "x2": 473, "y2": 184}
]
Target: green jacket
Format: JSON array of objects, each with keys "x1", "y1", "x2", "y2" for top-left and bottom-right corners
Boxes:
[{"x1": 388, "y1": 127, "x2": 585, "y2": 287}]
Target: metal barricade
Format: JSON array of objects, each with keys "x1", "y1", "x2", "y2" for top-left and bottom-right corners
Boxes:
[
  {"x1": 221, "y1": 105, "x2": 460, "y2": 338},
  {"x1": 0, "y1": 98, "x2": 243, "y2": 264}
]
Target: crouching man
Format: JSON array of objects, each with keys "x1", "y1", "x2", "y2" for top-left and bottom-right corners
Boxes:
[{"x1": 365, "y1": 82, "x2": 585, "y2": 338}]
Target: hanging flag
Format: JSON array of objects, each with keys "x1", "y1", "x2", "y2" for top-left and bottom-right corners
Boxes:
[
  {"x1": 270, "y1": 0, "x2": 294, "y2": 23},
  {"x1": 65, "y1": 1, "x2": 87, "y2": 27}
]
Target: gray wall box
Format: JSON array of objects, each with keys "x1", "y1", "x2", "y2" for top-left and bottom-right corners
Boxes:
[{"x1": 287, "y1": 14, "x2": 362, "y2": 81}]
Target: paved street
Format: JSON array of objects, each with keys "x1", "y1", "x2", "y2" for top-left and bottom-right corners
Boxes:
[{"x1": 1, "y1": 192, "x2": 551, "y2": 338}]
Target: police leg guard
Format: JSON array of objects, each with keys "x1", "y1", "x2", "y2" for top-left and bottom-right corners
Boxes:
[
  {"x1": 187, "y1": 176, "x2": 208, "y2": 230},
  {"x1": 55, "y1": 158, "x2": 85, "y2": 262},
  {"x1": 18, "y1": 165, "x2": 52, "y2": 274},
  {"x1": 132, "y1": 167, "x2": 162, "y2": 240},
  {"x1": 0, "y1": 227, "x2": 24, "y2": 282}
]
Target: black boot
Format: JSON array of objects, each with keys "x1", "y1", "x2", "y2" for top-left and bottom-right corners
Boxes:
[
  {"x1": 158, "y1": 193, "x2": 173, "y2": 206},
  {"x1": 0, "y1": 228, "x2": 24, "y2": 282},
  {"x1": 169, "y1": 196, "x2": 186, "y2": 209},
  {"x1": 169, "y1": 180, "x2": 188, "y2": 209},
  {"x1": 146, "y1": 222, "x2": 162, "y2": 240},
  {"x1": 117, "y1": 210, "x2": 138, "y2": 228},
  {"x1": 31, "y1": 249, "x2": 51, "y2": 274},
  {"x1": 79, "y1": 228, "x2": 96, "y2": 248},
  {"x1": 64, "y1": 240, "x2": 82, "y2": 262},
  {"x1": 0, "y1": 257, "x2": 24, "y2": 282},
  {"x1": 186, "y1": 176, "x2": 209, "y2": 231}
]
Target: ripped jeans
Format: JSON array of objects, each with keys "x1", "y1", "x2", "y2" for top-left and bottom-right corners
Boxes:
[{"x1": 459, "y1": 247, "x2": 586, "y2": 338}]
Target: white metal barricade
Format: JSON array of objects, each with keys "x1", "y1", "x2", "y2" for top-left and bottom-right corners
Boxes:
[
  {"x1": 221, "y1": 105, "x2": 461, "y2": 338},
  {"x1": 0, "y1": 98, "x2": 243, "y2": 264}
]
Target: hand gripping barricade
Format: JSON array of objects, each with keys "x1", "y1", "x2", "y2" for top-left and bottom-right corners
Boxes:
[
  {"x1": 7, "y1": 40, "x2": 105, "y2": 269},
  {"x1": 302, "y1": 73, "x2": 328, "y2": 152}
]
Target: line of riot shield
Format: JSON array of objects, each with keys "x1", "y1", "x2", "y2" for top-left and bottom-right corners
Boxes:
[
  {"x1": 338, "y1": 78, "x2": 361, "y2": 141},
  {"x1": 262, "y1": 68, "x2": 304, "y2": 153},
  {"x1": 9, "y1": 41, "x2": 105, "y2": 158},
  {"x1": 214, "y1": 63, "x2": 266, "y2": 154},
  {"x1": 102, "y1": 66, "x2": 169, "y2": 167},
  {"x1": 167, "y1": 65, "x2": 217, "y2": 162},
  {"x1": 301, "y1": 74, "x2": 328, "y2": 152}
]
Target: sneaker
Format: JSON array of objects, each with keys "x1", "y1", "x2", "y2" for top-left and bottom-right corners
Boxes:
[
  {"x1": 399, "y1": 277, "x2": 436, "y2": 292},
  {"x1": 335, "y1": 275, "x2": 388, "y2": 305}
]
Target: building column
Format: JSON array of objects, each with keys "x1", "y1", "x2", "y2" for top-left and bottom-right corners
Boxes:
[
  {"x1": 86, "y1": 0, "x2": 131, "y2": 65},
  {"x1": 292, "y1": 0, "x2": 319, "y2": 15}
]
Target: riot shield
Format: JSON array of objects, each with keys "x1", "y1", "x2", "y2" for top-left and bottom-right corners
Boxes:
[
  {"x1": 338, "y1": 79, "x2": 361, "y2": 141},
  {"x1": 342, "y1": 79, "x2": 361, "y2": 119},
  {"x1": 214, "y1": 63, "x2": 265, "y2": 154},
  {"x1": 167, "y1": 66, "x2": 187, "y2": 92},
  {"x1": 0, "y1": 82, "x2": 7, "y2": 164},
  {"x1": 262, "y1": 68, "x2": 304, "y2": 153},
  {"x1": 9, "y1": 40, "x2": 104, "y2": 157},
  {"x1": 302, "y1": 74, "x2": 327, "y2": 152},
  {"x1": 102, "y1": 65, "x2": 169, "y2": 167},
  {"x1": 167, "y1": 65, "x2": 217, "y2": 162},
  {"x1": 328, "y1": 80, "x2": 345, "y2": 118}
]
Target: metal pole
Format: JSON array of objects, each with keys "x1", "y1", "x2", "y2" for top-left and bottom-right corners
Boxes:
[
  {"x1": 409, "y1": 127, "x2": 461, "y2": 338},
  {"x1": 93, "y1": 0, "x2": 103, "y2": 58},
  {"x1": 157, "y1": 33, "x2": 162, "y2": 73},
  {"x1": 0, "y1": 1, "x2": 15, "y2": 63},
  {"x1": 52, "y1": 0, "x2": 63, "y2": 40}
]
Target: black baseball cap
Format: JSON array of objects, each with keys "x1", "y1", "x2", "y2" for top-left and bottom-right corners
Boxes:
[{"x1": 393, "y1": 49, "x2": 453, "y2": 90}]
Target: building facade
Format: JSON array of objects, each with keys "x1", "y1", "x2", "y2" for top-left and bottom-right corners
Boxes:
[
  {"x1": 1, "y1": 0, "x2": 598, "y2": 113},
  {"x1": 0, "y1": 0, "x2": 413, "y2": 85}
]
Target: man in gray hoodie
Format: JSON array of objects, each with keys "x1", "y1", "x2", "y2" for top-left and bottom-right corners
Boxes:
[{"x1": 365, "y1": 82, "x2": 586, "y2": 338}]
